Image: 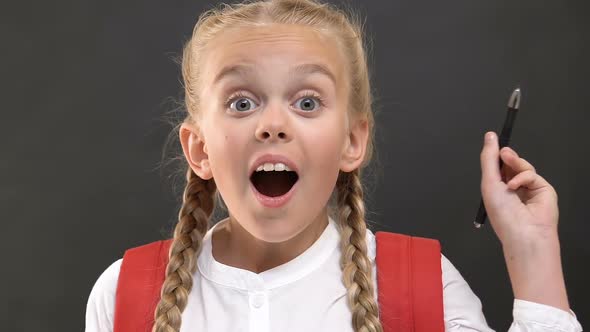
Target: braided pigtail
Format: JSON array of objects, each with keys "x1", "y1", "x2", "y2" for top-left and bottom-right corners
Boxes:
[
  {"x1": 152, "y1": 168, "x2": 217, "y2": 332},
  {"x1": 336, "y1": 170, "x2": 382, "y2": 332}
]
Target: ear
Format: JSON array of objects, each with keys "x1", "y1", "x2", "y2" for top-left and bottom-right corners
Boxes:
[
  {"x1": 339, "y1": 117, "x2": 369, "y2": 173},
  {"x1": 179, "y1": 123, "x2": 213, "y2": 180}
]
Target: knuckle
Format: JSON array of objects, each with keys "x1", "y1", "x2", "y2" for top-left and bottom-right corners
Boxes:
[{"x1": 480, "y1": 150, "x2": 488, "y2": 161}]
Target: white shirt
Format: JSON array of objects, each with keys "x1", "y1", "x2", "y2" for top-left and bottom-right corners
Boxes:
[{"x1": 85, "y1": 216, "x2": 583, "y2": 332}]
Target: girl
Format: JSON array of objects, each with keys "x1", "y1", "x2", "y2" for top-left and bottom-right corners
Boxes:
[{"x1": 85, "y1": 0, "x2": 583, "y2": 331}]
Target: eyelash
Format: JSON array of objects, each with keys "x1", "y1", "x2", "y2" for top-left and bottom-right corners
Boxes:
[{"x1": 224, "y1": 91, "x2": 325, "y2": 112}]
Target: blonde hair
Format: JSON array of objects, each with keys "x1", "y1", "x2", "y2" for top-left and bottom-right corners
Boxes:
[{"x1": 156, "y1": 0, "x2": 380, "y2": 331}]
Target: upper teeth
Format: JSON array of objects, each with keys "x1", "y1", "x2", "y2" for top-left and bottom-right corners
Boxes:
[{"x1": 256, "y1": 162, "x2": 292, "y2": 172}]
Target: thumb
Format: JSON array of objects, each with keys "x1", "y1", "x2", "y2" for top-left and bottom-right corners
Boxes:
[{"x1": 480, "y1": 131, "x2": 502, "y2": 185}]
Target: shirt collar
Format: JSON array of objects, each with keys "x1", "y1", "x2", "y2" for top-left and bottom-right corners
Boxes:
[{"x1": 197, "y1": 215, "x2": 340, "y2": 291}]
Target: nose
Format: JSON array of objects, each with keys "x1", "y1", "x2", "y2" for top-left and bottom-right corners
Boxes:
[{"x1": 254, "y1": 102, "x2": 291, "y2": 143}]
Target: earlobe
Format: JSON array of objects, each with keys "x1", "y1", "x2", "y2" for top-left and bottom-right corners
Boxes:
[
  {"x1": 340, "y1": 118, "x2": 369, "y2": 173},
  {"x1": 179, "y1": 123, "x2": 213, "y2": 180}
]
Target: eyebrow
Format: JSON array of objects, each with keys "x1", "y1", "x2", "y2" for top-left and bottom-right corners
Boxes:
[{"x1": 212, "y1": 63, "x2": 337, "y2": 86}]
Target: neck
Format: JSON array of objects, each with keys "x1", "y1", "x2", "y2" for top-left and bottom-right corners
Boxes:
[{"x1": 211, "y1": 210, "x2": 330, "y2": 274}]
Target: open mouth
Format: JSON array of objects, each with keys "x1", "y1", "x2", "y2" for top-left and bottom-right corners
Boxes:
[{"x1": 250, "y1": 170, "x2": 299, "y2": 197}]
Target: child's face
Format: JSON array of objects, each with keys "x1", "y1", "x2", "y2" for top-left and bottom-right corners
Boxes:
[{"x1": 180, "y1": 23, "x2": 368, "y2": 242}]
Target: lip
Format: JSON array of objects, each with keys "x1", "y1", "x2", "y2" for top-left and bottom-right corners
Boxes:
[{"x1": 248, "y1": 153, "x2": 300, "y2": 177}]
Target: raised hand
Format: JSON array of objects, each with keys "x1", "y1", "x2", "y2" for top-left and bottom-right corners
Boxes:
[
  {"x1": 480, "y1": 131, "x2": 559, "y2": 245},
  {"x1": 479, "y1": 131, "x2": 570, "y2": 313}
]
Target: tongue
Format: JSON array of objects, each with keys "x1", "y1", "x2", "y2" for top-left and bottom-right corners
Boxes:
[{"x1": 252, "y1": 171, "x2": 297, "y2": 197}]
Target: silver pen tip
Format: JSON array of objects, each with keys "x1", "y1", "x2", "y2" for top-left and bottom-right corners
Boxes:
[{"x1": 508, "y1": 88, "x2": 521, "y2": 109}]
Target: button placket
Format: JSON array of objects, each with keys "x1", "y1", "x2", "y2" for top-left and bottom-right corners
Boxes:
[
  {"x1": 248, "y1": 290, "x2": 270, "y2": 332},
  {"x1": 250, "y1": 291, "x2": 266, "y2": 308}
]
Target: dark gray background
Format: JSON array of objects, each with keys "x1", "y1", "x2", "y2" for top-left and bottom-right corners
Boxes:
[{"x1": 2, "y1": 0, "x2": 588, "y2": 330}]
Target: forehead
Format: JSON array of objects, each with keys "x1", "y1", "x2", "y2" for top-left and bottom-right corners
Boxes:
[{"x1": 200, "y1": 23, "x2": 347, "y2": 88}]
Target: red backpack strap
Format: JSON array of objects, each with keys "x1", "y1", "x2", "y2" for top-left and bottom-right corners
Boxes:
[
  {"x1": 113, "y1": 239, "x2": 173, "y2": 332},
  {"x1": 375, "y1": 231, "x2": 444, "y2": 332}
]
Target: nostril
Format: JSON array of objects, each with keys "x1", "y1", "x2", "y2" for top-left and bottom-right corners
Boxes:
[{"x1": 260, "y1": 132, "x2": 286, "y2": 139}]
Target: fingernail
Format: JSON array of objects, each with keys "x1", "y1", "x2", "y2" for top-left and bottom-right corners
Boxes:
[{"x1": 486, "y1": 132, "x2": 495, "y2": 142}]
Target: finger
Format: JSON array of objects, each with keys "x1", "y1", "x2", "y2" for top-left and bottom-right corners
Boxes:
[
  {"x1": 500, "y1": 150, "x2": 521, "y2": 182},
  {"x1": 507, "y1": 169, "x2": 550, "y2": 191},
  {"x1": 480, "y1": 131, "x2": 501, "y2": 184},
  {"x1": 500, "y1": 147, "x2": 536, "y2": 174}
]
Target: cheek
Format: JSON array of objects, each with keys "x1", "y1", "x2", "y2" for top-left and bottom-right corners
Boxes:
[
  {"x1": 298, "y1": 119, "x2": 345, "y2": 209},
  {"x1": 305, "y1": 118, "x2": 346, "y2": 172},
  {"x1": 204, "y1": 120, "x2": 248, "y2": 183}
]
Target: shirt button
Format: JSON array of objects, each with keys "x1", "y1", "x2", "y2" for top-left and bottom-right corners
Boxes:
[{"x1": 250, "y1": 293, "x2": 266, "y2": 308}]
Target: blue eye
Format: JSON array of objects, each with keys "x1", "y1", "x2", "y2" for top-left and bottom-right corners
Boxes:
[
  {"x1": 295, "y1": 96, "x2": 320, "y2": 112},
  {"x1": 228, "y1": 95, "x2": 258, "y2": 112},
  {"x1": 225, "y1": 91, "x2": 325, "y2": 113}
]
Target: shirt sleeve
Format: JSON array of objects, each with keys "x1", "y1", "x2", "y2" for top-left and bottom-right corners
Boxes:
[
  {"x1": 85, "y1": 258, "x2": 122, "y2": 332},
  {"x1": 441, "y1": 253, "x2": 583, "y2": 332}
]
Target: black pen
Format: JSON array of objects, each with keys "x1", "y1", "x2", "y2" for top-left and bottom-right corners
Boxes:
[{"x1": 474, "y1": 87, "x2": 521, "y2": 228}]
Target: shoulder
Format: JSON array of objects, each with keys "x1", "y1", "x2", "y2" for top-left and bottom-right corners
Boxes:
[
  {"x1": 85, "y1": 258, "x2": 122, "y2": 332},
  {"x1": 368, "y1": 230, "x2": 483, "y2": 306},
  {"x1": 84, "y1": 239, "x2": 171, "y2": 331},
  {"x1": 369, "y1": 230, "x2": 463, "y2": 282},
  {"x1": 367, "y1": 229, "x2": 493, "y2": 329}
]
